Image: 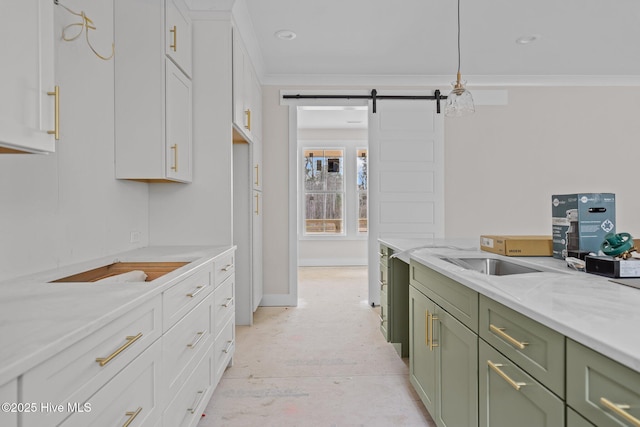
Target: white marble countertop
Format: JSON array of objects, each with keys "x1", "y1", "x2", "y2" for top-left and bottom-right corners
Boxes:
[
  {"x1": 0, "y1": 245, "x2": 234, "y2": 386},
  {"x1": 380, "y1": 237, "x2": 640, "y2": 373}
]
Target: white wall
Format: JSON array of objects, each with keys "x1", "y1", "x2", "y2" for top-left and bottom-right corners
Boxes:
[
  {"x1": 0, "y1": 0, "x2": 149, "y2": 282},
  {"x1": 262, "y1": 85, "x2": 640, "y2": 299}
]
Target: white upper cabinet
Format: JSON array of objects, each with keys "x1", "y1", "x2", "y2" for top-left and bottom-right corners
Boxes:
[
  {"x1": 165, "y1": 0, "x2": 192, "y2": 77},
  {"x1": 0, "y1": 0, "x2": 56, "y2": 154},
  {"x1": 232, "y1": 28, "x2": 261, "y2": 144},
  {"x1": 115, "y1": 0, "x2": 193, "y2": 183}
]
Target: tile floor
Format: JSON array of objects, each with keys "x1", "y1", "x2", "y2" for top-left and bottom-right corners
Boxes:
[{"x1": 198, "y1": 266, "x2": 435, "y2": 427}]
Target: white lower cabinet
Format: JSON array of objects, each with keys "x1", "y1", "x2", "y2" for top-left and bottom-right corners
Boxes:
[
  {"x1": 214, "y1": 316, "x2": 235, "y2": 385},
  {"x1": 59, "y1": 339, "x2": 162, "y2": 427},
  {"x1": 0, "y1": 379, "x2": 17, "y2": 427},
  {"x1": 163, "y1": 344, "x2": 214, "y2": 427}
]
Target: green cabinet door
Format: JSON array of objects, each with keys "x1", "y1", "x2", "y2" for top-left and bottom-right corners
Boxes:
[
  {"x1": 435, "y1": 305, "x2": 478, "y2": 427},
  {"x1": 479, "y1": 340, "x2": 564, "y2": 427},
  {"x1": 409, "y1": 285, "x2": 437, "y2": 416}
]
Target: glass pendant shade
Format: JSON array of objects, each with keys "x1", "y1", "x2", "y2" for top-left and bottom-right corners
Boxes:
[{"x1": 445, "y1": 76, "x2": 474, "y2": 117}]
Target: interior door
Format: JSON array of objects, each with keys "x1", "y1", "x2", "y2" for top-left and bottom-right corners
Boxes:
[{"x1": 367, "y1": 99, "x2": 444, "y2": 305}]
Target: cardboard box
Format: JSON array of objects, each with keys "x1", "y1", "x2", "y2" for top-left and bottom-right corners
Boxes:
[
  {"x1": 480, "y1": 235, "x2": 553, "y2": 257},
  {"x1": 551, "y1": 193, "x2": 616, "y2": 259}
]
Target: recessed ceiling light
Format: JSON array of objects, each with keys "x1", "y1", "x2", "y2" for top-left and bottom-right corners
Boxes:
[
  {"x1": 275, "y1": 30, "x2": 297, "y2": 40},
  {"x1": 516, "y1": 35, "x2": 540, "y2": 45}
]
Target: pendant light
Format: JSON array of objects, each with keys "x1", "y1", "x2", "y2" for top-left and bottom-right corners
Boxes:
[{"x1": 445, "y1": 0, "x2": 475, "y2": 117}]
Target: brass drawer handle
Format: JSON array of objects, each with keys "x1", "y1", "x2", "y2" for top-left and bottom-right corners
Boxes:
[
  {"x1": 244, "y1": 109, "x2": 251, "y2": 130},
  {"x1": 255, "y1": 193, "x2": 259, "y2": 215},
  {"x1": 223, "y1": 340, "x2": 234, "y2": 354},
  {"x1": 379, "y1": 280, "x2": 386, "y2": 291},
  {"x1": 222, "y1": 297, "x2": 234, "y2": 308},
  {"x1": 186, "y1": 285, "x2": 205, "y2": 298},
  {"x1": 187, "y1": 331, "x2": 205, "y2": 349},
  {"x1": 96, "y1": 333, "x2": 143, "y2": 367},
  {"x1": 187, "y1": 390, "x2": 205, "y2": 414},
  {"x1": 428, "y1": 312, "x2": 439, "y2": 351},
  {"x1": 490, "y1": 324, "x2": 528, "y2": 350},
  {"x1": 171, "y1": 144, "x2": 178, "y2": 171},
  {"x1": 380, "y1": 306, "x2": 385, "y2": 326},
  {"x1": 488, "y1": 360, "x2": 526, "y2": 391},
  {"x1": 255, "y1": 164, "x2": 259, "y2": 186},
  {"x1": 47, "y1": 85, "x2": 60, "y2": 140},
  {"x1": 379, "y1": 251, "x2": 385, "y2": 258},
  {"x1": 424, "y1": 310, "x2": 429, "y2": 346},
  {"x1": 222, "y1": 264, "x2": 234, "y2": 272},
  {"x1": 123, "y1": 407, "x2": 142, "y2": 427},
  {"x1": 170, "y1": 25, "x2": 177, "y2": 51},
  {"x1": 600, "y1": 397, "x2": 640, "y2": 427}
]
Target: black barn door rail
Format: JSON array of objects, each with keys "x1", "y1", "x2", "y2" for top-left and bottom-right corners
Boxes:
[{"x1": 282, "y1": 89, "x2": 447, "y2": 114}]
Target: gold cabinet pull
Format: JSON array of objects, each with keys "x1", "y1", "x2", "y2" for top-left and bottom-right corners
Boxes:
[
  {"x1": 47, "y1": 85, "x2": 60, "y2": 140},
  {"x1": 171, "y1": 144, "x2": 178, "y2": 171},
  {"x1": 488, "y1": 360, "x2": 526, "y2": 391},
  {"x1": 123, "y1": 407, "x2": 142, "y2": 427},
  {"x1": 425, "y1": 310, "x2": 429, "y2": 347},
  {"x1": 186, "y1": 285, "x2": 205, "y2": 298},
  {"x1": 254, "y1": 164, "x2": 260, "y2": 186},
  {"x1": 170, "y1": 25, "x2": 177, "y2": 51},
  {"x1": 187, "y1": 331, "x2": 205, "y2": 349},
  {"x1": 429, "y1": 313, "x2": 439, "y2": 351},
  {"x1": 244, "y1": 109, "x2": 251, "y2": 130},
  {"x1": 380, "y1": 305, "x2": 385, "y2": 326},
  {"x1": 600, "y1": 397, "x2": 640, "y2": 427},
  {"x1": 96, "y1": 333, "x2": 143, "y2": 367},
  {"x1": 222, "y1": 297, "x2": 234, "y2": 308},
  {"x1": 187, "y1": 390, "x2": 205, "y2": 414},
  {"x1": 490, "y1": 324, "x2": 528, "y2": 350},
  {"x1": 222, "y1": 264, "x2": 234, "y2": 272},
  {"x1": 255, "y1": 193, "x2": 259, "y2": 215},
  {"x1": 223, "y1": 340, "x2": 234, "y2": 354},
  {"x1": 379, "y1": 280, "x2": 386, "y2": 291}
]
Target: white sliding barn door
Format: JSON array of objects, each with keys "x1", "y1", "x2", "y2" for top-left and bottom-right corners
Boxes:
[{"x1": 368, "y1": 99, "x2": 445, "y2": 305}]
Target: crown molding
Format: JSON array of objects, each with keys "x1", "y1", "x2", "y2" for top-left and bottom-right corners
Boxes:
[{"x1": 263, "y1": 73, "x2": 640, "y2": 87}]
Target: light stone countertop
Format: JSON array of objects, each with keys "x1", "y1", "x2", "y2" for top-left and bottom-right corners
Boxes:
[
  {"x1": 0, "y1": 245, "x2": 234, "y2": 386},
  {"x1": 380, "y1": 237, "x2": 640, "y2": 373}
]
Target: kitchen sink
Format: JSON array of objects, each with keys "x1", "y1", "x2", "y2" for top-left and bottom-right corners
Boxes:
[{"x1": 440, "y1": 257, "x2": 543, "y2": 276}]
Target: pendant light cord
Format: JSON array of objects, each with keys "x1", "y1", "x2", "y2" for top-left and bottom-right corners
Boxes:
[{"x1": 457, "y1": 0, "x2": 461, "y2": 75}]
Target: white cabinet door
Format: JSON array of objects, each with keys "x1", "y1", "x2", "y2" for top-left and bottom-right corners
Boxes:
[
  {"x1": 253, "y1": 138, "x2": 262, "y2": 191},
  {"x1": 166, "y1": 59, "x2": 193, "y2": 183},
  {"x1": 165, "y1": 0, "x2": 192, "y2": 77},
  {"x1": 232, "y1": 28, "x2": 261, "y2": 143},
  {"x1": 0, "y1": 0, "x2": 56, "y2": 154}
]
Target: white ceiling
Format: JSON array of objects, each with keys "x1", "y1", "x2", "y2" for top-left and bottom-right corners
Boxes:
[{"x1": 244, "y1": 0, "x2": 640, "y2": 85}]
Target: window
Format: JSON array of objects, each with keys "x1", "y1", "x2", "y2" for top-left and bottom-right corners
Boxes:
[
  {"x1": 357, "y1": 149, "x2": 368, "y2": 233},
  {"x1": 303, "y1": 149, "x2": 344, "y2": 235}
]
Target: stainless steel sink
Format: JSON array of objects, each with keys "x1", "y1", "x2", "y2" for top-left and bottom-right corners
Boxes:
[{"x1": 440, "y1": 257, "x2": 543, "y2": 276}]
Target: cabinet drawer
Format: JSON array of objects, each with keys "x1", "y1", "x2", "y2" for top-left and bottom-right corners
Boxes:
[
  {"x1": 379, "y1": 262, "x2": 389, "y2": 294},
  {"x1": 479, "y1": 295, "x2": 565, "y2": 397},
  {"x1": 380, "y1": 288, "x2": 388, "y2": 340},
  {"x1": 410, "y1": 260, "x2": 478, "y2": 331},
  {"x1": 214, "y1": 316, "x2": 235, "y2": 385},
  {"x1": 567, "y1": 339, "x2": 640, "y2": 427},
  {"x1": 58, "y1": 339, "x2": 162, "y2": 427},
  {"x1": 22, "y1": 295, "x2": 161, "y2": 427},
  {"x1": 479, "y1": 340, "x2": 564, "y2": 427},
  {"x1": 214, "y1": 251, "x2": 235, "y2": 286},
  {"x1": 163, "y1": 345, "x2": 213, "y2": 427},
  {"x1": 567, "y1": 408, "x2": 595, "y2": 427},
  {"x1": 163, "y1": 291, "x2": 214, "y2": 397},
  {"x1": 0, "y1": 379, "x2": 17, "y2": 427},
  {"x1": 163, "y1": 262, "x2": 213, "y2": 330},
  {"x1": 213, "y1": 274, "x2": 235, "y2": 332}
]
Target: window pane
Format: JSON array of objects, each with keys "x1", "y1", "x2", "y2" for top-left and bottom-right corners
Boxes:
[
  {"x1": 358, "y1": 192, "x2": 368, "y2": 233},
  {"x1": 304, "y1": 150, "x2": 325, "y2": 191}
]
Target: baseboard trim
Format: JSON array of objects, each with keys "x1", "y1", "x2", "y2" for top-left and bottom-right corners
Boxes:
[{"x1": 259, "y1": 293, "x2": 298, "y2": 307}]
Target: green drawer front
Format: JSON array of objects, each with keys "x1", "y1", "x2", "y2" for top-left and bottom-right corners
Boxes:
[
  {"x1": 567, "y1": 339, "x2": 640, "y2": 427},
  {"x1": 379, "y1": 245, "x2": 390, "y2": 267},
  {"x1": 379, "y1": 262, "x2": 389, "y2": 295},
  {"x1": 479, "y1": 295, "x2": 565, "y2": 398},
  {"x1": 567, "y1": 408, "x2": 595, "y2": 427},
  {"x1": 410, "y1": 260, "x2": 478, "y2": 332},
  {"x1": 479, "y1": 340, "x2": 565, "y2": 427}
]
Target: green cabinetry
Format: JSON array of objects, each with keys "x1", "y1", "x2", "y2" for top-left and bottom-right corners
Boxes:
[
  {"x1": 567, "y1": 408, "x2": 595, "y2": 427},
  {"x1": 479, "y1": 339, "x2": 564, "y2": 427},
  {"x1": 379, "y1": 245, "x2": 410, "y2": 357},
  {"x1": 409, "y1": 261, "x2": 478, "y2": 427},
  {"x1": 567, "y1": 339, "x2": 640, "y2": 427}
]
